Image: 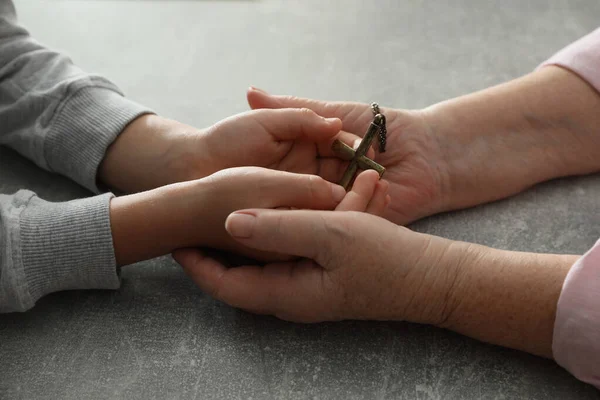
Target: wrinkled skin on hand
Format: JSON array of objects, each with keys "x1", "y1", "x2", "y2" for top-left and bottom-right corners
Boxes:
[
  {"x1": 246, "y1": 88, "x2": 450, "y2": 225},
  {"x1": 174, "y1": 204, "x2": 461, "y2": 325}
]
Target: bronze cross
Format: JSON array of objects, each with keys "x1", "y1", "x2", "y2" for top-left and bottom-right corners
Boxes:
[{"x1": 331, "y1": 106, "x2": 387, "y2": 191}]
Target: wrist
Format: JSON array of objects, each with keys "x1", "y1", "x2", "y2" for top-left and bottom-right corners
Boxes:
[
  {"x1": 432, "y1": 240, "x2": 490, "y2": 328},
  {"x1": 422, "y1": 66, "x2": 600, "y2": 212},
  {"x1": 413, "y1": 237, "x2": 482, "y2": 327},
  {"x1": 109, "y1": 180, "x2": 206, "y2": 266},
  {"x1": 99, "y1": 115, "x2": 213, "y2": 193},
  {"x1": 423, "y1": 94, "x2": 565, "y2": 212},
  {"x1": 439, "y1": 243, "x2": 576, "y2": 358},
  {"x1": 382, "y1": 230, "x2": 470, "y2": 326}
]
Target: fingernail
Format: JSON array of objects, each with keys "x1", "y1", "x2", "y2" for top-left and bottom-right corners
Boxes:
[
  {"x1": 332, "y1": 184, "x2": 346, "y2": 202},
  {"x1": 226, "y1": 212, "x2": 256, "y2": 238},
  {"x1": 353, "y1": 138, "x2": 361, "y2": 150},
  {"x1": 249, "y1": 86, "x2": 267, "y2": 93},
  {"x1": 325, "y1": 117, "x2": 339, "y2": 125}
]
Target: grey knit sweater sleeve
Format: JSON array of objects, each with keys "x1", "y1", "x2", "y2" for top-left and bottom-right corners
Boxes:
[{"x1": 0, "y1": 1, "x2": 153, "y2": 312}]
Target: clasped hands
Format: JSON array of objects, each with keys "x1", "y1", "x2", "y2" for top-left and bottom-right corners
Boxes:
[
  {"x1": 101, "y1": 67, "x2": 600, "y2": 358},
  {"x1": 99, "y1": 88, "x2": 483, "y2": 331}
]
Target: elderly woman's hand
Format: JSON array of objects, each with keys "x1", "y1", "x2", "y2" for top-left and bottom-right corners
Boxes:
[
  {"x1": 246, "y1": 66, "x2": 600, "y2": 226},
  {"x1": 174, "y1": 205, "x2": 576, "y2": 358}
]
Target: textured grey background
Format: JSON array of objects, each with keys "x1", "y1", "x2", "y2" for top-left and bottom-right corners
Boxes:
[{"x1": 1, "y1": 1, "x2": 600, "y2": 399}]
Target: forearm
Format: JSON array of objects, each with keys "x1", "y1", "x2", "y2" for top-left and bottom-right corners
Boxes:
[
  {"x1": 0, "y1": 182, "x2": 207, "y2": 312},
  {"x1": 425, "y1": 66, "x2": 600, "y2": 210},
  {"x1": 440, "y1": 242, "x2": 577, "y2": 358},
  {"x1": 0, "y1": 5, "x2": 152, "y2": 192}
]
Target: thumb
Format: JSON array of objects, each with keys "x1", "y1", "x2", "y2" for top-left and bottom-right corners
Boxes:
[
  {"x1": 247, "y1": 87, "x2": 352, "y2": 120},
  {"x1": 225, "y1": 209, "x2": 344, "y2": 266}
]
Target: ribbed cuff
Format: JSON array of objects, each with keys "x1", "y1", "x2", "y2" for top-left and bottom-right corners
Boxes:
[
  {"x1": 44, "y1": 87, "x2": 153, "y2": 194},
  {"x1": 19, "y1": 192, "x2": 120, "y2": 308}
]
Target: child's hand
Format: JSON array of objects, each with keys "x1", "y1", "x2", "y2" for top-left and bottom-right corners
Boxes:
[
  {"x1": 199, "y1": 108, "x2": 373, "y2": 184},
  {"x1": 110, "y1": 167, "x2": 388, "y2": 266},
  {"x1": 99, "y1": 109, "x2": 370, "y2": 193},
  {"x1": 192, "y1": 167, "x2": 389, "y2": 261}
]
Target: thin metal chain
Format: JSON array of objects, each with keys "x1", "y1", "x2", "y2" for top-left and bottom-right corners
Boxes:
[{"x1": 370, "y1": 102, "x2": 387, "y2": 153}]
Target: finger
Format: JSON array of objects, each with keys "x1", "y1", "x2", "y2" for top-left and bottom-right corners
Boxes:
[
  {"x1": 247, "y1": 87, "x2": 354, "y2": 119},
  {"x1": 225, "y1": 209, "x2": 343, "y2": 264},
  {"x1": 351, "y1": 135, "x2": 376, "y2": 160},
  {"x1": 173, "y1": 248, "x2": 274, "y2": 313},
  {"x1": 365, "y1": 180, "x2": 390, "y2": 217},
  {"x1": 316, "y1": 130, "x2": 376, "y2": 184},
  {"x1": 315, "y1": 157, "x2": 349, "y2": 183},
  {"x1": 173, "y1": 248, "x2": 228, "y2": 298},
  {"x1": 247, "y1": 88, "x2": 393, "y2": 140},
  {"x1": 317, "y1": 131, "x2": 375, "y2": 182},
  {"x1": 316, "y1": 130, "x2": 376, "y2": 160},
  {"x1": 174, "y1": 247, "x2": 328, "y2": 321},
  {"x1": 260, "y1": 170, "x2": 346, "y2": 210},
  {"x1": 335, "y1": 170, "x2": 380, "y2": 212},
  {"x1": 252, "y1": 108, "x2": 342, "y2": 142}
]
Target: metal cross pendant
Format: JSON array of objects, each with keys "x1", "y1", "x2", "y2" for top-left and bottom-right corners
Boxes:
[{"x1": 331, "y1": 103, "x2": 388, "y2": 191}]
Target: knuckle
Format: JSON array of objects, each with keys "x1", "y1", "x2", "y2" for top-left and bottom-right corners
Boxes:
[
  {"x1": 315, "y1": 214, "x2": 352, "y2": 266},
  {"x1": 269, "y1": 212, "x2": 286, "y2": 239},
  {"x1": 259, "y1": 169, "x2": 285, "y2": 189},
  {"x1": 298, "y1": 107, "x2": 315, "y2": 118},
  {"x1": 253, "y1": 110, "x2": 273, "y2": 129},
  {"x1": 307, "y1": 175, "x2": 326, "y2": 204},
  {"x1": 207, "y1": 273, "x2": 225, "y2": 301},
  {"x1": 255, "y1": 108, "x2": 271, "y2": 117},
  {"x1": 327, "y1": 102, "x2": 342, "y2": 114},
  {"x1": 324, "y1": 214, "x2": 352, "y2": 242},
  {"x1": 240, "y1": 167, "x2": 264, "y2": 186}
]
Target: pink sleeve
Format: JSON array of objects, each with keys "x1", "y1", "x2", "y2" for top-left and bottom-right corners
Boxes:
[
  {"x1": 539, "y1": 27, "x2": 600, "y2": 92},
  {"x1": 539, "y1": 28, "x2": 600, "y2": 388},
  {"x1": 553, "y1": 239, "x2": 600, "y2": 388}
]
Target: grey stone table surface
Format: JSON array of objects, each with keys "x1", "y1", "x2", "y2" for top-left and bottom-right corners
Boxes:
[{"x1": 1, "y1": 1, "x2": 599, "y2": 399}]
